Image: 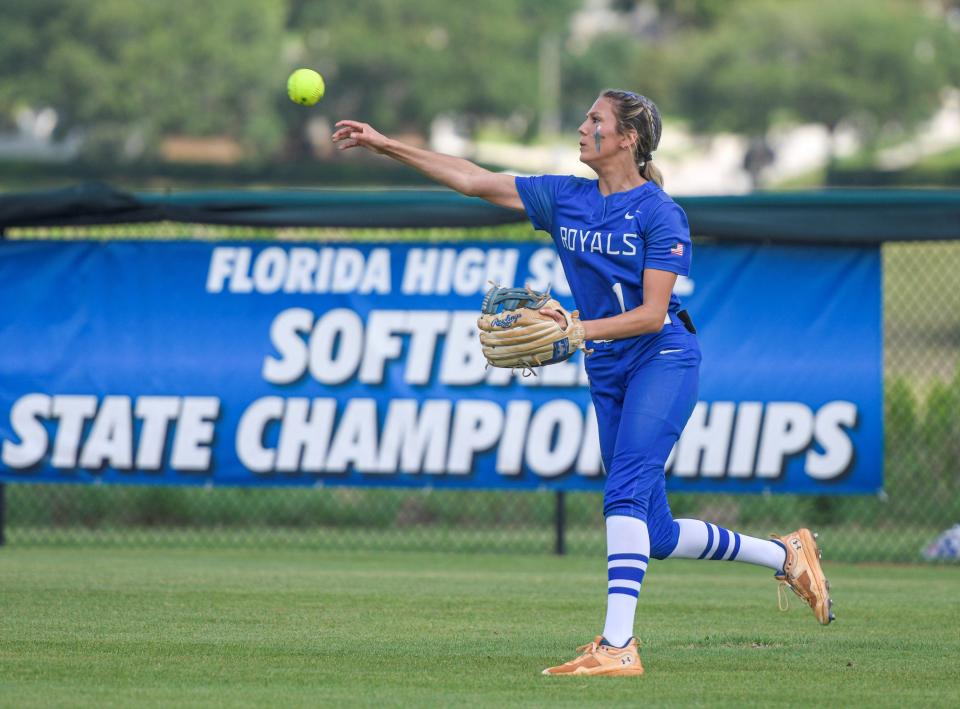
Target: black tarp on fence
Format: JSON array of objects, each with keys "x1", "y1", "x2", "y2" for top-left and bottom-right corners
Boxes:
[{"x1": 2, "y1": 181, "x2": 959, "y2": 241}]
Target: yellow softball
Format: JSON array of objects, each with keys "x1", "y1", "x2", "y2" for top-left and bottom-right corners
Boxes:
[{"x1": 287, "y1": 68, "x2": 325, "y2": 106}]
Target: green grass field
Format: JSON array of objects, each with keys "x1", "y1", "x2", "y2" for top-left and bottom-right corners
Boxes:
[{"x1": 1, "y1": 549, "x2": 957, "y2": 708}]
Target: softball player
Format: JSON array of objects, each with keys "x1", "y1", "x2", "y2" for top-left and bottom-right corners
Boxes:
[{"x1": 332, "y1": 89, "x2": 832, "y2": 677}]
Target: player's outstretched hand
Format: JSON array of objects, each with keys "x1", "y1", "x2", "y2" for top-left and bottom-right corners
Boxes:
[{"x1": 332, "y1": 120, "x2": 389, "y2": 153}]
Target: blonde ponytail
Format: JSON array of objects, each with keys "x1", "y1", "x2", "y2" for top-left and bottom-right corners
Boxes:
[{"x1": 641, "y1": 160, "x2": 664, "y2": 188}]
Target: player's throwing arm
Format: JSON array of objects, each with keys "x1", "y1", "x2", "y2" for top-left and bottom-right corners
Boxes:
[{"x1": 332, "y1": 120, "x2": 523, "y2": 210}]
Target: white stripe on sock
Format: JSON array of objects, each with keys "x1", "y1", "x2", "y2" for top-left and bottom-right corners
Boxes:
[
  {"x1": 722, "y1": 535, "x2": 738, "y2": 560},
  {"x1": 608, "y1": 578, "x2": 643, "y2": 592},
  {"x1": 704, "y1": 523, "x2": 721, "y2": 558}
]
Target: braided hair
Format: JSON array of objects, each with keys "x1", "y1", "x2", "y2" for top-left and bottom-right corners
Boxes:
[{"x1": 602, "y1": 89, "x2": 664, "y2": 188}]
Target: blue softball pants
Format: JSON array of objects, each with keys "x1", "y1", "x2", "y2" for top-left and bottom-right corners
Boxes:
[{"x1": 585, "y1": 316, "x2": 700, "y2": 560}]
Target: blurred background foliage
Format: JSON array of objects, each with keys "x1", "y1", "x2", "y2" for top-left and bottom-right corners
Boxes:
[
  {"x1": 0, "y1": 0, "x2": 288, "y2": 159},
  {"x1": 0, "y1": 0, "x2": 958, "y2": 188},
  {"x1": 668, "y1": 0, "x2": 960, "y2": 137}
]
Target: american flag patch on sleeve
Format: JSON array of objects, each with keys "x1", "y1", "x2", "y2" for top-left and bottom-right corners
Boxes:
[{"x1": 670, "y1": 243, "x2": 684, "y2": 256}]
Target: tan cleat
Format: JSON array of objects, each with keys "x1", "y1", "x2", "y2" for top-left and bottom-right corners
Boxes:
[
  {"x1": 542, "y1": 636, "x2": 644, "y2": 676},
  {"x1": 772, "y1": 528, "x2": 835, "y2": 625}
]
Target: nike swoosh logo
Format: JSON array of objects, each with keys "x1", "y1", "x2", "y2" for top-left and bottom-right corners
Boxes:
[
  {"x1": 659, "y1": 348, "x2": 683, "y2": 355},
  {"x1": 624, "y1": 212, "x2": 635, "y2": 219}
]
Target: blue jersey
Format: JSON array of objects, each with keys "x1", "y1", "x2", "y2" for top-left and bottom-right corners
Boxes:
[{"x1": 515, "y1": 175, "x2": 692, "y2": 321}]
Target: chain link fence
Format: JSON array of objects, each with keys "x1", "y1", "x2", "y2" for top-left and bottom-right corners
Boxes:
[{"x1": 2, "y1": 237, "x2": 958, "y2": 562}]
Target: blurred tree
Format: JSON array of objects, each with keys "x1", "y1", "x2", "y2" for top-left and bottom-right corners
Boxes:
[
  {"x1": 668, "y1": 3, "x2": 801, "y2": 137},
  {"x1": 562, "y1": 0, "x2": 778, "y2": 135},
  {"x1": 0, "y1": 0, "x2": 64, "y2": 131},
  {"x1": 559, "y1": 0, "x2": 745, "y2": 135},
  {"x1": 561, "y1": 39, "x2": 644, "y2": 127},
  {"x1": 783, "y1": 0, "x2": 959, "y2": 150},
  {"x1": 288, "y1": 0, "x2": 578, "y2": 136},
  {"x1": 668, "y1": 0, "x2": 960, "y2": 174},
  {"x1": 0, "y1": 0, "x2": 287, "y2": 159},
  {"x1": 614, "y1": 0, "x2": 746, "y2": 31}
]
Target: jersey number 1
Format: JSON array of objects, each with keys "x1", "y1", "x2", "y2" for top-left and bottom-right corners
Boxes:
[{"x1": 612, "y1": 282, "x2": 627, "y2": 313}]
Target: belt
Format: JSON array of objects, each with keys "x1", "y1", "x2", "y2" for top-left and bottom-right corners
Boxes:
[{"x1": 676, "y1": 309, "x2": 697, "y2": 334}]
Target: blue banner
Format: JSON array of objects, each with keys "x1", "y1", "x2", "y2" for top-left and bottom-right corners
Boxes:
[{"x1": 0, "y1": 240, "x2": 882, "y2": 493}]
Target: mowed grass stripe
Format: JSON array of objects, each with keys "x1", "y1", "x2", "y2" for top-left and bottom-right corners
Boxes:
[{"x1": 1, "y1": 549, "x2": 958, "y2": 708}]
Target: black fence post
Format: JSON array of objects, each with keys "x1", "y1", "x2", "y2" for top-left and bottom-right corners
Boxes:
[{"x1": 554, "y1": 490, "x2": 566, "y2": 555}]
